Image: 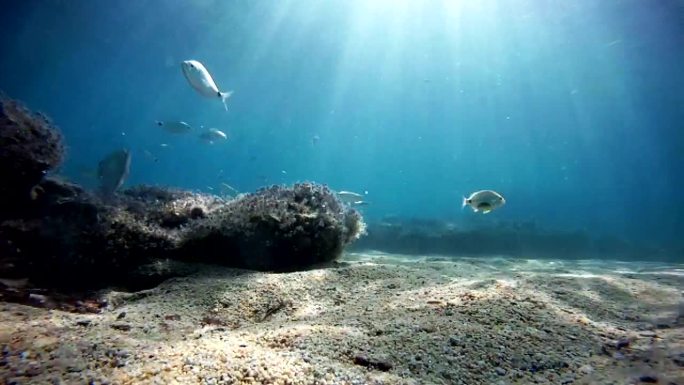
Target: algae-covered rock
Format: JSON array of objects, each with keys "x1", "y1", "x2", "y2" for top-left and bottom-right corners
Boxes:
[
  {"x1": 0, "y1": 95, "x2": 366, "y2": 289},
  {"x1": 180, "y1": 183, "x2": 366, "y2": 271},
  {"x1": 0, "y1": 180, "x2": 181, "y2": 287},
  {"x1": 0, "y1": 179, "x2": 366, "y2": 288},
  {"x1": 0, "y1": 96, "x2": 65, "y2": 211}
]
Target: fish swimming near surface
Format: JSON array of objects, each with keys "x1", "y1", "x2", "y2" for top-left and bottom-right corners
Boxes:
[
  {"x1": 351, "y1": 200, "x2": 370, "y2": 207},
  {"x1": 97, "y1": 149, "x2": 131, "y2": 196},
  {"x1": 156, "y1": 120, "x2": 192, "y2": 134},
  {"x1": 181, "y1": 60, "x2": 233, "y2": 111},
  {"x1": 337, "y1": 190, "x2": 365, "y2": 204},
  {"x1": 462, "y1": 190, "x2": 505, "y2": 214},
  {"x1": 199, "y1": 128, "x2": 228, "y2": 144}
]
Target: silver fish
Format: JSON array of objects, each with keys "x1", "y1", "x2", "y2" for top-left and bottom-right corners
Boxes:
[
  {"x1": 97, "y1": 149, "x2": 131, "y2": 196},
  {"x1": 337, "y1": 190, "x2": 364, "y2": 204},
  {"x1": 199, "y1": 128, "x2": 228, "y2": 144},
  {"x1": 462, "y1": 190, "x2": 505, "y2": 214},
  {"x1": 181, "y1": 60, "x2": 233, "y2": 111},
  {"x1": 156, "y1": 120, "x2": 192, "y2": 134}
]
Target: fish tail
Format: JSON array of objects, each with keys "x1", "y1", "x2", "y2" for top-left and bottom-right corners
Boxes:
[
  {"x1": 219, "y1": 90, "x2": 233, "y2": 111},
  {"x1": 462, "y1": 196, "x2": 468, "y2": 209}
]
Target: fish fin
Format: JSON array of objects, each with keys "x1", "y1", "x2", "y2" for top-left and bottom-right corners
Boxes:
[
  {"x1": 219, "y1": 90, "x2": 233, "y2": 111},
  {"x1": 482, "y1": 209, "x2": 492, "y2": 214}
]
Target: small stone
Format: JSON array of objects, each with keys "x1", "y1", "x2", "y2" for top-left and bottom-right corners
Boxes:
[
  {"x1": 25, "y1": 361, "x2": 43, "y2": 376},
  {"x1": 33, "y1": 336, "x2": 58, "y2": 349},
  {"x1": 672, "y1": 352, "x2": 684, "y2": 367},
  {"x1": 116, "y1": 312, "x2": 126, "y2": 320},
  {"x1": 110, "y1": 323, "x2": 131, "y2": 332},
  {"x1": 28, "y1": 293, "x2": 47, "y2": 303},
  {"x1": 114, "y1": 358, "x2": 127, "y2": 367},
  {"x1": 616, "y1": 337, "x2": 630, "y2": 350},
  {"x1": 76, "y1": 319, "x2": 92, "y2": 327},
  {"x1": 639, "y1": 375, "x2": 658, "y2": 383},
  {"x1": 578, "y1": 365, "x2": 593, "y2": 374},
  {"x1": 66, "y1": 364, "x2": 83, "y2": 373},
  {"x1": 112, "y1": 349, "x2": 131, "y2": 359},
  {"x1": 353, "y1": 354, "x2": 392, "y2": 372},
  {"x1": 448, "y1": 336, "x2": 461, "y2": 346},
  {"x1": 495, "y1": 367, "x2": 506, "y2": 376}
]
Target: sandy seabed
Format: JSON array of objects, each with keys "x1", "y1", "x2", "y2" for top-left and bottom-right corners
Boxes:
[{"x1": 1, "y1": 252, "x2": 682, "y2": 385}]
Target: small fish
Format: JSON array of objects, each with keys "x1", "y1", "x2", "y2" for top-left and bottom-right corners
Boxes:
[
  {"x1": 143, "y1": 150, "x2": 158, "y2": 162},
  {"x1": 29, "y1": 185, "x2": 44, "y2": 200},
  {"x1": 98, "y1": 149, "x2": 131, "y2": 196},
  {"x1": 337, "y1": 190, "x2": 364, "y2": 204},
  {"x1": 220, "y1": 182, "x2": 239, "y2": 195},
  {"x1": 351, "y1": 200, "x2": 369, "y2": 207},
  {"x1": 199, "y1": 128, "x2": 228, "y2": 144},
  {"x1": 160, "y1": 143, "x2": 170, "y2": 148},
  {"x1": 156, "y1": 120, "x2": 192, "y2": 134},
  {"x1": 311, "y1": 135, "x2": 320, "y2": 146},
  {"x1": 462, "y1": 190, "x2": 505, "y2": 214},
  {"x1": 181, "y1": 60, "x2": 233, "y2": 111}
]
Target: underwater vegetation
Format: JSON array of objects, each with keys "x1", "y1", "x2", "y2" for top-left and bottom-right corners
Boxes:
[{"x1": 0, "y1": 96, "x2": 365, "y2": 289}]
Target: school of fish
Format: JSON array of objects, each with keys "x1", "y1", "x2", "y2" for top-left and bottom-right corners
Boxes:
[{"x1": 97, "y1": 59, "x2": 508, "y2": 214}]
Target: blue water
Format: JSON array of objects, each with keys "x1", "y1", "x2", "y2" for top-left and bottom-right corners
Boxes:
[{"x1": 1, "y1": 1, "x2": 682, "y2": 255}]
